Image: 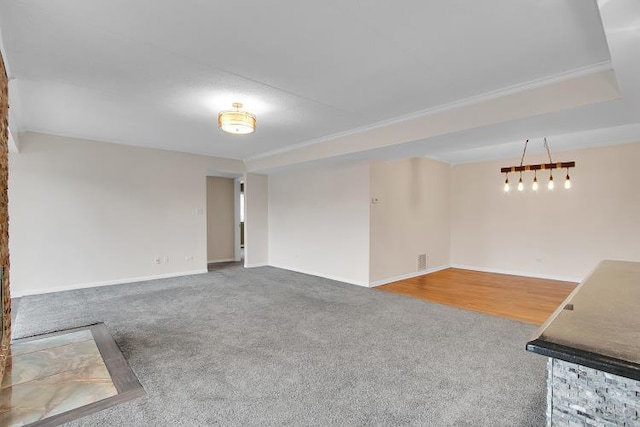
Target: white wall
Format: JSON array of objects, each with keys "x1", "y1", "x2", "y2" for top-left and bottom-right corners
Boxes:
[
  {"x1": 370, "y1": 158, "x2": 451, "y2": 285},
  {"x1": 244, "y1": 173, "x2": 269, "y2": 267},
  {"x1": 206, "y1": 176, "x2": 235, "y2": 263},
  {"x1": 451, "y1": 141, "x2": 640, "y2": 282},
  {"x1": 9, "y1": 132, "x2": 244, "y2": 296},
  {"x1": 268, "y1": 161, "x2": 370, "y2": 286},
  {"x1": 15, "y1": 133, "x2": 635, "y2": 296}
]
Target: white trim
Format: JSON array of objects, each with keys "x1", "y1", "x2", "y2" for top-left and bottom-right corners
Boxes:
[
  {"x1": 23, "y1": 129, "x2": 247, "y2": 165},
  {"x1": 207, "y1": 258, "x2": 236, "y2": 264},
  {"x1": 246, "y1": 61, "x2": 613, "y2": 162},
  {"x1": 368, "y1": 264, "x2": 451, "y2": 287},
  {"x1": 0, "y1": 29, "x2": 13, "y2": 77},
  {"x1": 233, "y1": 178, "x2": 242, "y2": 262},
  {"x1": 244, "y1": 262, "x2": 268, "y2": 268},
  {"x1": 12, "y1": 269, "x2": 209, "y2": 297},
  {"x1": 450, "y1": 264, "x2": 582, "y2": 283},
  {"x1": 268, "y1": 263, "x2": 368, "y2": 287},
  {"x1": 8, "y1": 128, "x2": 20, "y2": 153}
]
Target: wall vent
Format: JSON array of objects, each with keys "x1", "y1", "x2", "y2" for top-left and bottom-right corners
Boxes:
[{"x1": 417, "y1": 254, "x2": 427, "y2": 271}]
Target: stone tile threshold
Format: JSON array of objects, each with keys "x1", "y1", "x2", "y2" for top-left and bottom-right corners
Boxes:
[{"x1": 1, "y1": 323, "x2": 145, "y2": 427}]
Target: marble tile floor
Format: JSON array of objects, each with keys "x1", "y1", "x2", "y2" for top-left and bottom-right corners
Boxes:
[{"x1": 0, "y1": 324, "x2": 144, "y2": 427}]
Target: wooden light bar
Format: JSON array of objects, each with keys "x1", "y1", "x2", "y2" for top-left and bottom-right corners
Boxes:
[{"x1": 500, "y1": 161, "x2": 575, "y2": 174}]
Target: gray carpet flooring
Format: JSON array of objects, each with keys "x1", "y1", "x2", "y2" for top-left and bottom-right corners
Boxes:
[{"x1": 14, "y1": 265, "x2": 547, "y2": 426}]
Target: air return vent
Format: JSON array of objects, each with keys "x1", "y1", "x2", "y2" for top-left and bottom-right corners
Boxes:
[{"x1": 417, "y1": 254, "x2": 427, "y2": 271}]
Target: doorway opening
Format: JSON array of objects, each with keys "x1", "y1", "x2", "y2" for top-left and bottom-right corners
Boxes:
[{"x1": 206, "y1": 176, "x2": 243, "y2": 272}]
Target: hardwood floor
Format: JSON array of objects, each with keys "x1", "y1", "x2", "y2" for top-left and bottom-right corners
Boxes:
[{"x1": 377, "y1": 268, "x2": 577, "y2": 325}]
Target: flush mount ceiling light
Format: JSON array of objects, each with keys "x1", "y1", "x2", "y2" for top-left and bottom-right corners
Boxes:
[
  {"x1": 501, "y1": 138, "x2": 575, "y2": 193},
  {"x1": 218, "y1": 102, "x2": 256, "y2": 135}
]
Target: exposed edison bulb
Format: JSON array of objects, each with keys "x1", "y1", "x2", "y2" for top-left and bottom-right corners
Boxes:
[
  {"x1": 532, "y1": 175, "x2": 539, "y2": 191},
  {"x1": 517, "y1": 177, "x2": 524, "y2": 192},
  {"x1": 548, "y1": 174, "x2": 555, "y2": 190},
  {"x1": 504, "y1": 179, "x2": 510, "y2": 193},
  {"x1": 564, "y1": 173, "x2": 571, "y2": 189}
]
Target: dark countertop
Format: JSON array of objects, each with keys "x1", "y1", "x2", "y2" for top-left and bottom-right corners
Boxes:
[{"x1": 526, "y1": 260, "x2": 640, "y2": 381}]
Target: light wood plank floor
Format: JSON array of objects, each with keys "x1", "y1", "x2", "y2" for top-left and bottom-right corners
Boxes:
[{"x1": 377, "y1": 268, "x2": 577, "y2": 325}]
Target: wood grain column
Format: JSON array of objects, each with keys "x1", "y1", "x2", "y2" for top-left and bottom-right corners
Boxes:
[{"x1": 0, "y1": 51, "x2": 11, "y2": 381}]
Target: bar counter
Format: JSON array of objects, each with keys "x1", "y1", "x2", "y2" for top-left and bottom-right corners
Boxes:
[{"x1": 527, "y1": 260, "x2": 640, "y2": 426}]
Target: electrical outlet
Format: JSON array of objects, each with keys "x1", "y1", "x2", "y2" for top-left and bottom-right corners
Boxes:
[
  {"x1": 153, "y1": 256, "x2": 161, "y2": 265},
  {"x1": 185, "y1": 255, "x2": 194, "y2": 261},
  {"x1": 163, "y1": 256, "x2": 169, "y2": 264}
]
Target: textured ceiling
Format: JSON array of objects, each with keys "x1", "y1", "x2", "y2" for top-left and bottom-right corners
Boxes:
[{"x1": 0, "y1": 0, "x2": 638, "y2": 167}]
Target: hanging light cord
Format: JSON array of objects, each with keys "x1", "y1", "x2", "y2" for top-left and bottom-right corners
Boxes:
[
  {"x1": 544, "y1": 137, "x2": 553, "y2": 163},
  {"x1": 519, "y1": 139, "x2": 529, "y2": 168}
]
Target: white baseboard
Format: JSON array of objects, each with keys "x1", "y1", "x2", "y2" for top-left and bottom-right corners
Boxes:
[
  {"x1": 450, "y1": 264, "x2": 582, "y2": 283},
  {"x1": 244, "y1": 262, "x2": 268, "y2": 268},
  {"x1": 268, "y1": 263, "x2": 369, "y2": 287},
  {"x1": 207, "y1": 258, "x2": 236, "y2": 264},
  {"x1": 13, "y1": 269, "x2": 209, "y2": 297},
  {"x1": 368, "y1": 264, "x2": 451, "y2": 288}
]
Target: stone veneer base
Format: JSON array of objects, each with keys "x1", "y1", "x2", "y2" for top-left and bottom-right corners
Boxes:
[{"x1": 547, "y1": 358, "x2": 640, "y2": 427}]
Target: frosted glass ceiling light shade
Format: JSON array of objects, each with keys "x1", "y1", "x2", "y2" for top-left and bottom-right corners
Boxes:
[{"x1": 218, "y1": 103, "x2": 256, "y2": 135}]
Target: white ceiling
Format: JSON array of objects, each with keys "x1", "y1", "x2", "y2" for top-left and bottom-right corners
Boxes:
[{"x1": 1, "y1": 0, "x2": 639, "y2": 170}]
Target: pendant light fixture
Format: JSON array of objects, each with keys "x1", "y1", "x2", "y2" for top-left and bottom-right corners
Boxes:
[
  {"x1": 517, "y1": 172, "x2": 524, "y2": 192},
  {"x1": 218, "y1": 102, "x2": 256, "y2": 135},
  {"x1": 564, "y1": 169, "x2": 571, "y2": 189},
  {"x1": 501, "y1": 138, "x2": 575, "y2": 193}
]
